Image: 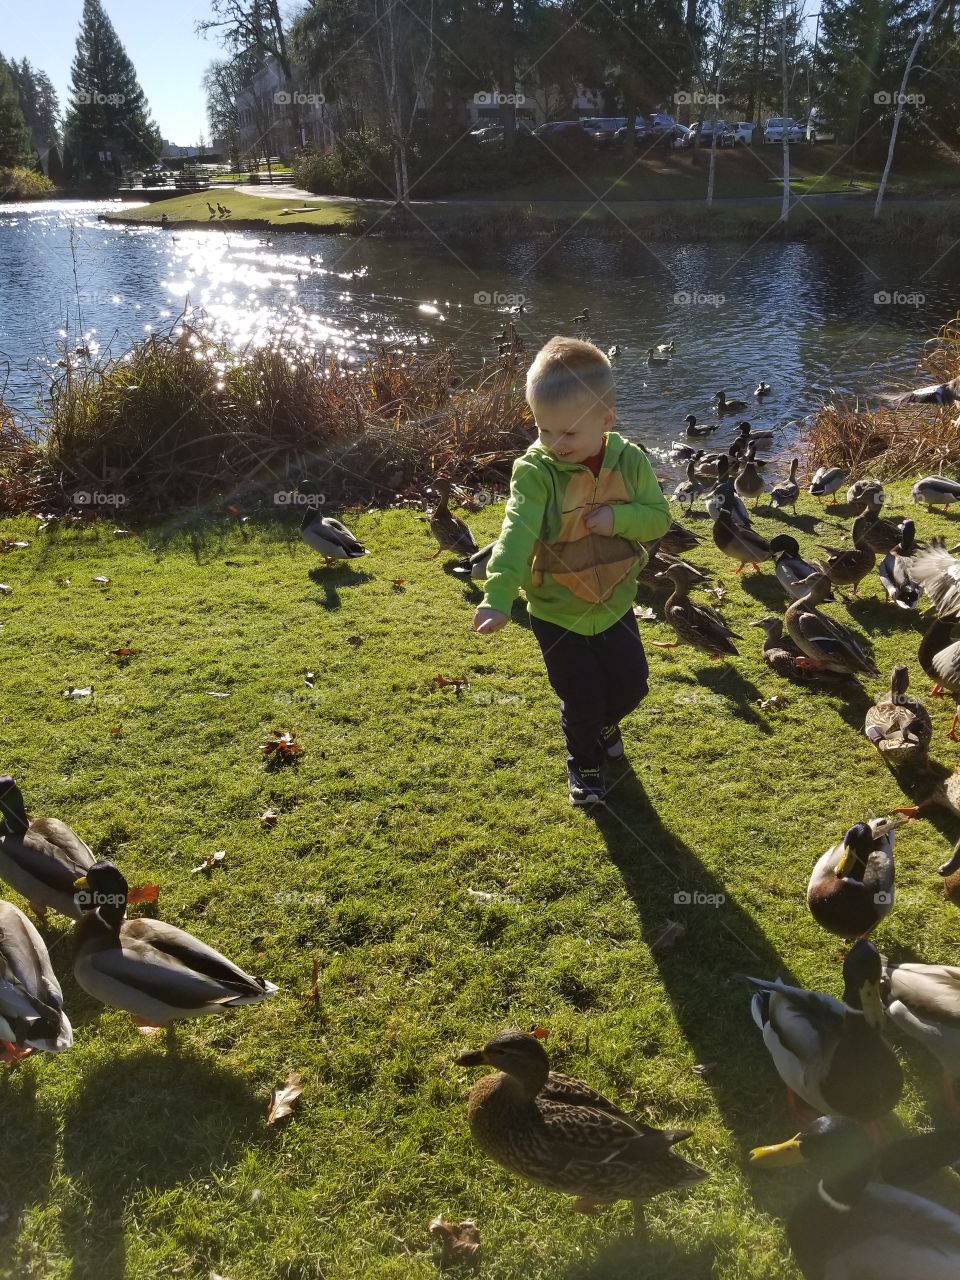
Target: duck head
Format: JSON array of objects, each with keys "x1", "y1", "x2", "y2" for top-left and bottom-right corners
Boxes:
[
  {"x1": 750, "y1": 1116, "x2": 875, "y2": 1209},
  {"x1": 73, "y1": 860, "x2": 129, "y2": 929},
  {"x1": 833, "y1": 822, "x2": 875, "y2": 879},
  {"x1": 841, "y1": 939, "x2": 886, "y2": 1028},
  {"x1": 750, "y1": 615, "x2": 783, "y2": 638},
  {"x1": 455, "y1": 1029, "x2": 550, "y2": 1097},
  {"x1": 0, "y1": 777, "x2": 28, "y2": 838},
  {"x1": 768, "y1": 534, "x2": 801, "y2": 558}
]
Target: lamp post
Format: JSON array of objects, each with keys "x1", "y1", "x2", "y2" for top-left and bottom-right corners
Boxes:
[{"x1": 808, "y1": 11, "x2": 821, "y2": 116}]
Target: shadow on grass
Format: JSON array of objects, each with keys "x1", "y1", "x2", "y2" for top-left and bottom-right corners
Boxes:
[
  {"x1": 307, "y1": 565, "x2": 373, "y2": 609},
  {"x1": 588, "y1": 761, "x2": 800, "y2": 1151},
  {"x1": 0, "y1": 1069, "x2": 58, "y2": 1251},
  {"x1": 696, "y1": 663, "x2": 772, "y2": 733},
  {"x1": 59, "y1": 1050, "x2": 263, "y2": 1280},
  {"x1": 758, "y1": 507, "x2": 822, "y2": 535},
  {"x1": 563, "y1": 1230, "x2": 716, "y2": 1279}
]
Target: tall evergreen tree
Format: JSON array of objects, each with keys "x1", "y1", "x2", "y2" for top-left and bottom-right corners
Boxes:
[
  {"x1": 63, "y1": 0, "x2": 162, "y2": 180},
  {"x1": 0, "y1": 56, "x2": 34, "y2": 167},
  {"x1": 7, "y1": 59, "x2": 61, "y2": 152}
]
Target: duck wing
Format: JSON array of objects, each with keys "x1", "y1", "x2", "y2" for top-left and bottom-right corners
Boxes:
[
  {"x1": 320, "y1": 518, "x2": 367, "y2": 556},
  {"x1": 906, "y1": 540, "x2": 960, "y2": 616},
  {"x1": 541, "y1": 1070, "x2": 633, "y2": 1117},
  {"x1": 0, "y1": 900, "x2": 71, "y2": 1049}
]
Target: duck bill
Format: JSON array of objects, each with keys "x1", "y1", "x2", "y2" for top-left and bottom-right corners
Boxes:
[
  {"x1": 454, "y1": 1050, "x2": 485, "y2": 1067},
  {"x1": 834, "y1": 846, "x2": 857, "y2": 878},
  {"x1": 858, "y1": 981, "x2": 887, "y2": 1031},
  {"x1": 749, "y1": 1136, "x2": 804, "y2": 1167},
  {"x1": 73, "y1": 875, "x2": 89, "y2": 890}
]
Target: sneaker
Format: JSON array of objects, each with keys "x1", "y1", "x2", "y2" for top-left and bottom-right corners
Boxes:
[
  {"x1": 599, "y1": 724, "x2": 625, "y2": 760},
  {"x1": 568, "y1": 763, "x2": 606, "y2": 806}
]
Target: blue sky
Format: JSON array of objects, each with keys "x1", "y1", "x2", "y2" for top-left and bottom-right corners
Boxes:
[{"x1": 1, "y1": 0, "x2": 226, "y2": 144}]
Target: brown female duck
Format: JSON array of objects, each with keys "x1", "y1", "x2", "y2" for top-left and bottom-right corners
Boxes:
[
  {"x1": 864, "y1": 666, "x2": 932, "y2": 764},
  {"x1": 751, "y1": 616, "x2": 853, "y2": 688},
  {"x1": 819, "y1": 534, "x2": 876, "y2": 596},
  {"x1": 456, "y1": 1029, "x2": 707, "y2": 1224},
  {"x1": 712, "y1": 502, "x2": 772, "y2": 574},
  {"x1": 426, "y1": 478, "x2": 478, "y2": 557},
  {"x1": 784, "y1": 573, "x2": 879, "y2": 678},
  {"x1": 654, "y1": 562, "x2": 740, "y2": 657}
]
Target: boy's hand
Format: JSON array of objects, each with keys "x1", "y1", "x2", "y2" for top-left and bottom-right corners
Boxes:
[
  {"x1": 473, "y1": 606, "x2": 509, "y2": 634},
  {"x1": 584, "y1": 504, "x2": 614, "y2": 535}
]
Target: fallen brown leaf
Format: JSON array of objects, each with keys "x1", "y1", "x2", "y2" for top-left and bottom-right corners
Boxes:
[
  {"x1": 191, "y1": 851, "x2": 226, "y2": 875},
  {"x1": 261, "y1": 729, "x2": 304, "y2": 763},
  {"x1": 434, "y1": 674, "x2": 468, "y2": 693},
  {"x1": 127, "y1": 883, "x2": 160, "y2": 905},
  {"x1": 267, "y1": 1071, "x2": 304, "y2": 1124},
  {"x1": 429, "y1": 1216, "x2": 481, "y2": 1269},
  {"x1": 1, "y1": 540, "x2": 30, "y2": 552},
  {"x1": 261, "y1": 808, "x2": 279, "y2": 828},
  {"x1": 692, "y1": 1062, "x2": 717, "y2": 1076}
]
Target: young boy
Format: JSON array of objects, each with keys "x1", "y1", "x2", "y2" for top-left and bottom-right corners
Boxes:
[{"x1": 473, "y1": 336, "x2": 672, "y2": 806}]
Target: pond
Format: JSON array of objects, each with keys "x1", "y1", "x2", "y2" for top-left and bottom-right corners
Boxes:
[{"x1": 1, "y1": 199, "x2": 956, "y2": 465}]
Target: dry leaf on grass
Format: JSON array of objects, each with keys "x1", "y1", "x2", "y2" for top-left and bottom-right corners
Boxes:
[
  {"x1": 110, "y1": 725, "x2": 123, "y2": 737},
  {"x1": 429, "y1": 1216, "x2": 481, "y2": 1268},
  {"x1": 114, "y1": 529, "x2": 134, "y2": 538},
  {"x1": 207, "y1": 690, "x2": 229, "y2": 698},
  {"x1": 110, "y1": 646, "x2": 134, "y2": 661},
  {"x1": 92, "y1": 575, "x2": 111, "y2": 585},
  {"x1": 261, "y1": 808, "x2": 279, "y2": 828},
  {"x1": 647, "y1": 919, "x2": 687, "y2": 956},
  {"x1": 1, "y1": 540, "x2": 30, "y2": 552},
  {"x1": 191, "y1": 851, "x2": 226, "y2": 875},
  {"x1": 758, "y1": 694, "x2": 790, "y2": 712},
  {"x1": 391, "y1": 578, "x2": 406, "y2": 591},
  {"x1": 127, "y1": 883, "x2": 160, "y2": 905},
  {"x1": 0, "y1": 585, "x2": 11, "y2": 595},
  {"x1": 62, "y1": 686, "x2": 92, "y2": 699},
  {"x1": 267, "y1": 1071, "x2": 304, "y2": 1124},
  {"x1": 434, "y1": 674, "x2": 469, "y2": 693},
  {"x1": 261, "y1": 729, "x2": 304, "y2": 763}
]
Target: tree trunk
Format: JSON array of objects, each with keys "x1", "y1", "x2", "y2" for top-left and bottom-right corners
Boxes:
[
  {"x1": 501, "y1": 0, "x2": 516, "y2": 147},
  {"x1": 779, "y1": 1, "x2": 790, "y2": 224},
  {"x1": 875, "y1": 0, "x2": 945, "y2": 219},
  {"x1": 706, "y1": 41, "x2": 728, "y2": 208}
]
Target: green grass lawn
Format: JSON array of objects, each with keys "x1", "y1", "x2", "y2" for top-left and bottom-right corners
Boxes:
[
  {"x1": 106, "y1": 191, "x2": 365, "y2": 231},
  {"x1": 4, "y1": 480, "x2": 960, "y2": 1279}
]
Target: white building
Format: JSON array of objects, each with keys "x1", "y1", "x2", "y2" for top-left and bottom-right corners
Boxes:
[{"x1": 235, "y1": 58, "x2": 336, "y2": 160}]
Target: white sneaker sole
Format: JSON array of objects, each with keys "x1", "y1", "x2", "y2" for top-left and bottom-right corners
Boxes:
[{"x1": 571, "y1": 792, "x2": 606, "y2": 806}]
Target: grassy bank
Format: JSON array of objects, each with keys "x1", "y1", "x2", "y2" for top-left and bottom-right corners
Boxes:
[
  {"x1": 3, "y1": 479, "x2": 960, "y2": 1280},
  {"x1": 102, "y1": 190, "x2": 366, "y2": 232}
]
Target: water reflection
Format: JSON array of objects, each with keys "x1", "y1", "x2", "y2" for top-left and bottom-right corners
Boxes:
[{"x1": 0, "y1": 199, "x2": 956, "y2": 455}]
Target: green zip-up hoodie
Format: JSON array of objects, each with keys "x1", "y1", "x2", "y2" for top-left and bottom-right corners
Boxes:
[{"x1": 482, "y1": 431, "x2": 672, "y2": 636}]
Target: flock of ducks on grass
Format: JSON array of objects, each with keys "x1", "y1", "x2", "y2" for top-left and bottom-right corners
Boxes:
[{"x1": 11, "y1": 388, "x2": 960, "y2": 1273}]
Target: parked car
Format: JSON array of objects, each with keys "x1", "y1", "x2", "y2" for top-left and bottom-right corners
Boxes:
[
  {"x1": 764, "y1": 117, "x2": 804, "y2": 144},
  {"x1": 476, "y1": 121, "x2": 535, "y2": 146},
  {"x1": 647, "y1": 112, "x2": 678, "y2": 134},
  {"x1": 806, "y1": 116, "x2": 837, "y2": 143},
  {"x1": 534, "y1": 120, "x2": 587, "y2": 139},
  {"x1": 688, "y1": 119, "x2": 735, "y2": 147},
  {"x1": 669, "y1": 124, "x2": 693, "y2": 149},
  {"x1": 614, "y1": 116, "x2": 650, "y2": 144},
  {"x1": 734, "y1": 121, "x2": 755, "y2": 145},
  {"x1": 581, "y1": 116, "x2": 627, "y2": 145}
]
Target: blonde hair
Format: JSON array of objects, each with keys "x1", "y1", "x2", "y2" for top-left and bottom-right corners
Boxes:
[{"x1": 526, "y1": 336, "x2": 615, "y2": 418}]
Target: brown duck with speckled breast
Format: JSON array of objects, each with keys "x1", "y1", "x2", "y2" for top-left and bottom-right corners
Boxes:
[{"x1": 456, "y1": 1029, "x2": 707, "y2": 1229}]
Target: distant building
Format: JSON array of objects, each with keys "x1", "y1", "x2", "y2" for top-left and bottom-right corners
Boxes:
[{"x1": 234, "y1": 57, "x2": 336, "y2": 161}]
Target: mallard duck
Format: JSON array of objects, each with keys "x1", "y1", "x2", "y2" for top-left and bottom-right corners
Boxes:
[
  {"x1": 653, "y1": 562, "x2": 739, "y2": 658},
  {"x1": 455, "y1": 1029, "x2": 707, "y2": 1223},
  {"x1": 572, "y1": 308, "x2": 590, "y2": 323},
  {"x1": 769, "y1": 458, "x2": 800, "y2": 512},
  {"x1": 639, "y1": 550, "x2": 706, "y2": 598},
  {"x1": 905, "y1": 537, "x2": 960, "y2": 617},
  {"x1": 694, "y1": 446, "x2": 740, "y2": 483},
  {"x1": 452, "y1": 541, "x2": 495, "y2": 582},
  {"x1": 426, "y1": 478, "x2": 478, "y2": 558},
  {"x1": 72, "y1": 862, "x2": 278, "y2": 1032},
  {"x1": 300, "y1": 511, "x2": 369, "y2": 567},
  {"x1": 713, "y1": 390, "x2": 747, "y2": 415},
  {"x1": 655, "y1": 340, "x2": 675, "y2": 354},
  {"x1": 769, "y1": 535, "x2": 829, "y2": 601},
  {"x1": 784, "y1": 573, "x2": 879, "y2": 678},
  {"x1": 916, "y1": 612, "x2": 960, "y2": 736},
  {"x1": 0, "y1": 898, "x2": 72, "y2": 1063},
  {"x1": 745, "y1": 940, "x2": 903, "y2": 1121},
  {"x1": 881, "y1": 959, "x2": 960, "y2": 1114},
  {"x1": 712, "y1": 502, "x2": 772, "y2": 573},
  {"x1": 607, "y1": 344, "x2": 621, "y2": 358},
  {"x1": 885, "y1": 376, "x2": 960, "y2": 407},
  {"x1": 809, "y1": 465, "x2": 848, "y2": 504},
  {"x1": 705, "y1": 475, "x2": 752, "y2": 528},
  {"x1": 912, "y1": 476, "x2": 960, "y2": 510},
  {"x1": 878, "y1": 520, "x2": 922, "y2": 608},
  {"x1": 755, "y1": 381, "x2": 772, "y2": 397},
  {"x1": 658, "y1": 520, "x2": 700, "y2": 555},
  {"x1": 646, "y1": 347, "x2": 670, "y2": 364},
  {"x1": 852, "y1": 507, "x2": 904, "y2": 555},
  {"x1": 672, "y1": 460, "x2": 703, "y2": 509},
  {"x1": 684, "y1": 414, "x2": 717, "y2": 438},
  {"x1": 0, "y1": 778, "x2": 95, "y2": 921},
  {"x1": 847, "y1": 478, "x2": 885, "y2": 515},
  {"x1": 751, "y1": 616, "x2": 853, "y2": 688},
  {"x1": 806, "y1": 818, "x2": 901, "y2": 940},
  {"x1": 750, "y1": 1116, "x2": 960, "y2": 1279},
  {"x1": 734, "y1": 449, "x2": 765, "y2": 509},
  {"x1": 864, "y1": 665, "x2": 932, "y2": 763},
  {"x1": 734, "y1": 420, "x2": 774, "y2": 450},
  {"x1": 819, "y1": 534, "x2": 876, "y2": 596},
  {"x1": 893, "y1": 783, "x2": 960, "y2": 871}
]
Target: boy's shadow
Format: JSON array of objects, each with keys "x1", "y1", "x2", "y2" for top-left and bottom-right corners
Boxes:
[
  {"x1": 0, "y1": 1072, "x2": 58, "y2": 1249},
  {"x1": 587, "y1": 761, "x2": 801, "y2": 1151},
  {"x1": 58, "y1": 1050, "x2": 263, "y2": 1280}
]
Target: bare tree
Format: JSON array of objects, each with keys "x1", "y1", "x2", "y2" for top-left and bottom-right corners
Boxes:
[
  {"x1": 371, "y1": 0, "x2": 434, "y2": 207},
  {"x1": 874, "y1": 0, "x2": 946, "y2": 220}
]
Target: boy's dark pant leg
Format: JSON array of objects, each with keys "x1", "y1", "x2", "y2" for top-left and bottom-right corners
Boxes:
[{"x1": 530, "y1": 609, "x2": 649, "y2": 769}]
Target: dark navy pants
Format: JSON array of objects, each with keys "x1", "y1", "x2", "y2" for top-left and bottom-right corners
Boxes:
[{"x1": 529, "y1": 608, "x2": 649, "y2": 769}]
